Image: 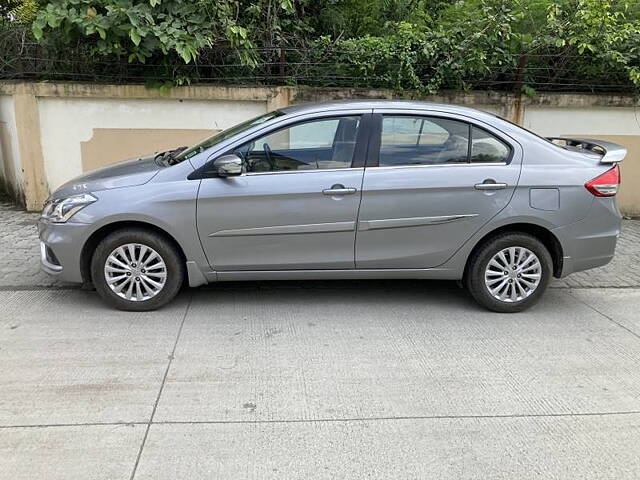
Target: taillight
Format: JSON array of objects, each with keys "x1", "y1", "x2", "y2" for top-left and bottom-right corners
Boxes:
[{"x1": 585, "y1": 165, "x2": 620, "y2": 197}]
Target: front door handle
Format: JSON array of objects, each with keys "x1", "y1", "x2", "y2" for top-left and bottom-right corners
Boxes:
[
  {"x1": 475, "y1": 179, "x2": 507, "y2": 190},
  {"x1": 323, "y1": 184, "x2": 357, "y2": 195}
]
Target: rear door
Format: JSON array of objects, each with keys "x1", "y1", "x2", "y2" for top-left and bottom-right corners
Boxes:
[
  {"x1": 196, "y1": 111, "x2": 371, "y2": 271},
  {"x1": 355, "y1": 110, "x2": 522, "y2": 269}
]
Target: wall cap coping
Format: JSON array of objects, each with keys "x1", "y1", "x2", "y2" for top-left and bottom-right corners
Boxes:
[{"x1": 0, "y1": 81, "x2": 638, "y2": 108}]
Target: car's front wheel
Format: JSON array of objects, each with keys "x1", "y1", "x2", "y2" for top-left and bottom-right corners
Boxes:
[
  {"x1": 465, "y1": 232, "x2": 552, "y2": 313},
  {"x1": 91, "y1": 228, "x2": 184, "y2": 311}
]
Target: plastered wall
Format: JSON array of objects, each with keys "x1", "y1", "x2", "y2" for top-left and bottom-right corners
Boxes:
[
  {"x1": 524, "y1": 107, "x2": 640, "y2": 215},
  {"x1": 38, "y1": 97, "x2": 264, "y2": 191},
  {"x1": 0, "y1": 82, "x2": 638, "y2": 215}
]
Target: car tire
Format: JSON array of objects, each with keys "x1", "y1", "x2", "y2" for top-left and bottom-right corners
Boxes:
[
  {"x1": 464, "y1": 232, "x2": 553, "y2": 313},
  {"x1": 91, "y1": 228, "x2": 184, "y2": 311}
]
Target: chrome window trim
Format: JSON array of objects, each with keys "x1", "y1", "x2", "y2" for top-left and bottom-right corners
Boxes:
[
  {"x1": 369, "y1": 162, "x2": 507, "y2": 171},
  {"x1": 244, "y1": 167, "x2": 365, "y2": 177},
  {"x1": 245, "y1": 163, "x2": 507, "y2": 175}
]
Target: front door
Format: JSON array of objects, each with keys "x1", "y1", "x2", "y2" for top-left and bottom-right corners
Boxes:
[
  {"x1": 356, "y1": 112, "x2": 522, "y2": 269},
  {"x1": 197, "y1": 114, "x2": 368, "y2": 271}
]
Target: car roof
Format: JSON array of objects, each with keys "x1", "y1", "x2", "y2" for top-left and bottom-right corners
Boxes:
[
  {"x1": 278, "y1": 100, "x2": 534, "y2": 143},
  {"x1": 279, "y1": 99, "x2": 495, "y2": 119}
]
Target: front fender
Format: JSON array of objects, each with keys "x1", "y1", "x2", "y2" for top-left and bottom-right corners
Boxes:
[{"x1": 73, "y1": 181, "x2": 209, "y2": 277}]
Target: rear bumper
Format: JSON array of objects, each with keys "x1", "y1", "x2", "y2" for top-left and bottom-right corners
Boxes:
[
  {"x1": 38, "y1": 219, "x2": 91, "y2": 283},
  {"x1": 553, "y1": 197, "x2": 621, "y2": 277}
]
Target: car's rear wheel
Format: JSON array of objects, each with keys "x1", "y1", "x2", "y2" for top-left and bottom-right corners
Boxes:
[
  {"x1": 465, "y1": 232, "x2": 552, "y2": 313},
  {"x1": 91, "y1": 228, "x2": 184, "y2": 311}
]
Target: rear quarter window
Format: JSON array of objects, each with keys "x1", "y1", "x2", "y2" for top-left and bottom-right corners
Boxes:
[{"x1": 470, "y1": 126, "x2": 511, "y2": 163}]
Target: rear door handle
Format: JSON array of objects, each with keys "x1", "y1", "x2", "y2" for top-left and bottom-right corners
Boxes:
[
  {"x1": 323, "y1": 184, "x2": 357, "y2": 195},
  {"x1": 475, "y1": 180, "x2": 507, "y2": 190}
]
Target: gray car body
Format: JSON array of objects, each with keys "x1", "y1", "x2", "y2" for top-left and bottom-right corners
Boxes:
[{"x1": 38, "y1": 100, "x2": 621, "y2": 287}]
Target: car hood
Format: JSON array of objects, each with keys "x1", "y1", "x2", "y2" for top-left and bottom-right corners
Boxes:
[{"x1": 50, "y1": 155, "x2": 161, "y2": 200}]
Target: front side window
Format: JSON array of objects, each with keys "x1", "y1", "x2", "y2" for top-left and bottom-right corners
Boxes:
[
  {"x1": 233, "y1": 116, "x2": 361, "y2": 173},
  {"x1": 380, "y1": 116, "x2": 470, "y2": 166}
]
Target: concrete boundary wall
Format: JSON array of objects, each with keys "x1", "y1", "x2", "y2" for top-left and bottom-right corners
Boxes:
[
  {"x1": 0, "y1": 81, "x2": 638, "y2": 214},
  {"x1": 0, "y1": 94, "x2": 22, "y2": 198}
]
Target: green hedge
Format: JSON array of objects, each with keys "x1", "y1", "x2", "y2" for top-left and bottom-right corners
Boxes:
[{"x1": 2, "y1": 0, "x2": 639, "y2": 93}]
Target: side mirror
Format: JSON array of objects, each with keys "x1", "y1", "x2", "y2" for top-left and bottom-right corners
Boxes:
[{"x1": 213, "y1": 154, "x2": 243, "y2": 177}]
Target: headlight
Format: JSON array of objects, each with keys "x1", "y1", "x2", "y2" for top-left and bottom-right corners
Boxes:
[{"x1": 41, "y1": 193, "x2": 97, "y2": 223}]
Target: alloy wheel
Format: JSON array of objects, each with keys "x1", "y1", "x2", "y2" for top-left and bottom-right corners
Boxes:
[
  {"x1": 104, "y1": 243, "x2": 167, "y2": 301},
  {"x1": 484, "y1": 246, "x2": 542, "y2": 303}
]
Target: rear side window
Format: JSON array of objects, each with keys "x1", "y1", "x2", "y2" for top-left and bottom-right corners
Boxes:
[
  {"x1": 470, "y1": 126, "x2": 510, "y2": 163},
  {"x1": 380, "y1": 116, "x2": 469, "y2": 166},
  {"x1": 379, "y1": 115, "x2": 510, "y2": 166}
]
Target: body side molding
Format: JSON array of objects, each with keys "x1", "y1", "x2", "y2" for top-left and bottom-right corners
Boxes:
[
  {"x1": 358, "y1": 214, "x2": 478, "y2": 231},
  {"x1": 209, "y1": 221, "x2": 355, "y2": 237}
]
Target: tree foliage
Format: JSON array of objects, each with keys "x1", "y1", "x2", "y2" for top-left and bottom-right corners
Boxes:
[
  {"x1": 3, "y1": 0, "x2": 639, "y2": 92},
  {"x1": 30, "y1": 0, "x2": 283, "y2": 64},
  {"x1": 1, "y1": 0, "x2": 41, "y2": 22},
  {"x1": 311, "y1": 0, "x2": 640, "y2": 93}
]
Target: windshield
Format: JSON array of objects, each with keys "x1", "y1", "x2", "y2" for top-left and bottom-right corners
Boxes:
[{"x1": 174, "y1": 111, "x2": 284, "y2": 162}]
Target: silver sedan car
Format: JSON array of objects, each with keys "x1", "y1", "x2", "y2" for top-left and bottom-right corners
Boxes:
[{"x1": 38, "y1": 101, "x2": 624, "y2": 312}]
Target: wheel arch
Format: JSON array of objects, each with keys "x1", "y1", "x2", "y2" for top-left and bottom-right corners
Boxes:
[
  {"x1": 80, "y1": 221, "x2": 188, "y2": 285},
  {"x1": 464, "y1": 222, "x2": 564, "y2": 279}
]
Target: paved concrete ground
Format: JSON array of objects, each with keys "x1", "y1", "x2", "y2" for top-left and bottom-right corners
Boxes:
[
  {"x1": 1, "y1": 286, "x2": 640, "y2": 479},
  {"x1": 1, "y1": 201, "x2": 640, "y2": 479}
]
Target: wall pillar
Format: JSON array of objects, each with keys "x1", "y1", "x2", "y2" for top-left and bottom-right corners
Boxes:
[
  {"x1": 266, "y1": 87, "x2": 291, "y2": 111},
  {"x1": 13, "y1": 84, "x2": 48, "y2": 210},
  {"x1": 511, "y1": 92, "x2": 526, "y2": 125}
]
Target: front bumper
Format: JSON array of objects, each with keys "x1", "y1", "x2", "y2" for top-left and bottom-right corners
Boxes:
[{"x1": 38, "y1": 218, "x2": 92, "y2": 283}]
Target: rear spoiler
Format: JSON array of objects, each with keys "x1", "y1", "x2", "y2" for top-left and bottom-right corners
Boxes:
[{"x1": 546, "y1": 137, "x2": 626, "y2": 163}]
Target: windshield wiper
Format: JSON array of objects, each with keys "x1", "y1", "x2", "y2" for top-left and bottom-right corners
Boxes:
[{"x1": 154, "y1": 146, "x2": 187, "y2": 166}]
